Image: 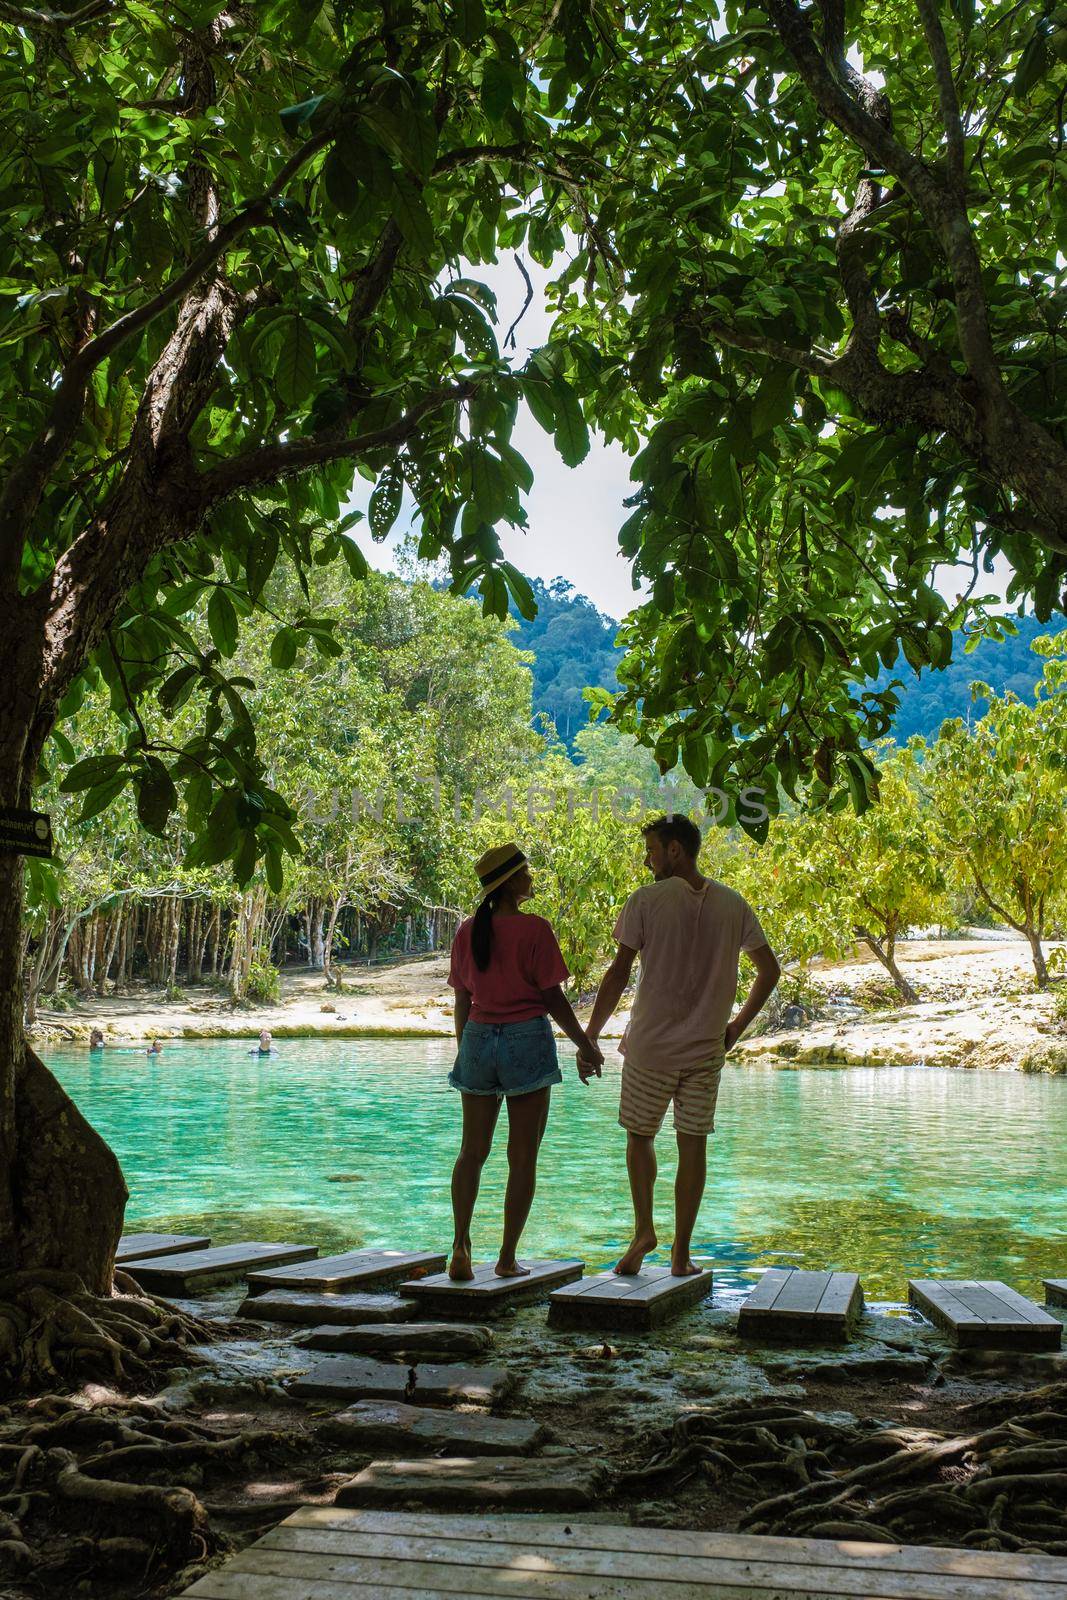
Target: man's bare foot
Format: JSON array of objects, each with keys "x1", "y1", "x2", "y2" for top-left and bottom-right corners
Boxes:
[
  {"x1": 448, "y1": 1248, "x2": 474, "y2": 1282},
  {"x1": 493, "y1": 1259, "x2": 531, "y2": 1278},
  {"x1": 614, "y1": 1231, "x2": 657, "y2": 1275},
  {"x1": 670, "y1": 1253, "x2": 702, "y2": 1277}
]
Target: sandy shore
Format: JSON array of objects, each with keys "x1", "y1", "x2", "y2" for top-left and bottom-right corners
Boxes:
[{"x1": 33, "y1": 936, "x2": 1067, "y2": 1071}]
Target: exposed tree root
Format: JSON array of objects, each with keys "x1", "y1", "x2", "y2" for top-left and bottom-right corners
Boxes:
[
  {"x1": 619, "y1": 1387, "x2": 1067, "y2": 1554},
  {"x1": 0, "y1": 1270, "x2": 214, "y2": 1395}
]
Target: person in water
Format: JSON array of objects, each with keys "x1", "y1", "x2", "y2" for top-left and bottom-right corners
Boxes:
[
  {"x1": 89, "y1": 1028, "x2": 105, "y2": 1052},
  {"x1": 447, "y1": 842, "x2": 603, "y2": 1282},
  {"x1": 249, "y1": 1028, "x2": 276, "y2": 1057},
  {"x1": 146, "y1": 1038, "x2": 164, "y2": 1057},
  {"x1": 583, "y1": 815, "x2": 780, "y2": 1278}
]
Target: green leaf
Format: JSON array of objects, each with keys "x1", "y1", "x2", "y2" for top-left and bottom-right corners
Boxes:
[
  {"x1": 453, "y1": 0, "x2": 487, "y2": 44},
  {"x1": 551, "y1": 379, "x2": 589, "y2": 467},
  {"x1": 265, "y1": 839, "x2": 285, "y2": 894},
  {"x1": 60, "y1": 753, "x2": 125, "y2": 793},
  {"x1": 78, "y1": 772, "x2": 129, "y2": 823},
  {"x1": 136, "y1": 758, "x2": 178, "y2": 836},
  {"x1": 390, "y1": 177, "x2": 435, "y2": 258},
  {"x1": 233, "y1": 827, "x2": 257, "y2": 886},
  {"x1": 275, "y1": 316, "x2": 317, "y2": 406},
  {"x1": 500, "y1": 561, "x2": 537, "y2": 620},
  {"x1": 369, "y1": 465, "x2": 403, "y2": 540},
  {"x1": 338, "y1": 534, "x2": 369, "y2": 581},
  {"x1": 270, "y1": 626, "x2": 299, "y2": 669},
  {"x1": 207, "y1": 587, "x2": 239, "y2": 657},
  {"x1": 280, "y1": 93, "x2": 329, "y2": 134}
]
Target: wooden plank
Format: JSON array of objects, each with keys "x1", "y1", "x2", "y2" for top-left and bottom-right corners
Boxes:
[
  {"x1": 1045, "y1": 1279, "x2": 1067, "y2": 1307},
  {"x1": 274, "y1": 1508, "x2": 1067, "y2": 1583},
  {"x1": 246, "y1": 1248, "x2": 446, "y2": 1295},
  {"x1": 288, "y1": 1356, "x2": 511, "y2": 1406},
  {"x1": 548, "y1": 1266, "x2": 712, "y2": 1331},
  {"x1": 739, "y1": 1270, "x2": 863, "y2": 1343},
  {"x1": 115, "y1": 1232, "x2": 209, "y2": 1264},
  {"x1": 123, "y1": 1241, "x2": 318, "y2": 1293},
  {"x1": 237, "y1": 1290, "x2": 411, "y2": 1326},
  {"x1": 401, "y1": 1258, "x2": 584, "y2": 1317},
  {"x1": 909, "y1": 1278, "x2": 1062, "y2": 1351},
  {"x1": 177, "y1": 1510, "x2": 1067, "y2": 1598}
]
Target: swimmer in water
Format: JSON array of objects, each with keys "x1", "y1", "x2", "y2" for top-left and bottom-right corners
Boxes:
[
  {"x1": 89, "y1": 1028, "x2": 105, "y2": 1052},
  {"x1": 249, "y1": 1028, "x2": 277, "y2": 1057},
  {"x1": 146, "y1": 1038, "x2": 164, "y2": 1057}
]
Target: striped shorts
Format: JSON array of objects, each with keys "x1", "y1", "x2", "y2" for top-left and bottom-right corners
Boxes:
[{"x1": 619, "y1": 1057, "x2": 724, "y2": 1137}]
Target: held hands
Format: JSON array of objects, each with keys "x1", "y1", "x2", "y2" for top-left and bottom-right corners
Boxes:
[{"x1": 576, "y1": 1035, "x2": 604, "y2": 1084}]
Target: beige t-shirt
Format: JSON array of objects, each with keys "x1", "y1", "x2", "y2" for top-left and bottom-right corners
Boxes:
[{"x1": 614, "y1": 877, "x2": 768, "y2": 1071}]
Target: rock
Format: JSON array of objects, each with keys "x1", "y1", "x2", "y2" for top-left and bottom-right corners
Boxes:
[
  {"x1": 788, "y1": 1353, "x2": 931, "y2": 1383},
  {"x1": 238, "y1": 1290, "x2": 411, "y2": 1326},
  {"x1": 325, "y1": 1173, "x2": 364, "y2": 1183},
  {"x1": 320, "y1": 1002, "x2": 336, "y2": 1013},
  {"x1": 942, "y1": 1347, "x2": 1067, "y2": 1382},
  {"x1": 336, "y1": 1453, "x2": 606, "y2": 1509},
  {"x1": 289, "y1": 1356, "x2": 514, "y2": 1406},
  {"x1": 573, "y1": 1343, "x2": 619, "y2": 1362},
  {"x1": 296, "y1": 1322, "x2": 493, "y2": 1359},
  {"x1": 320, "y1": 1400, "x2": 543, "y2": 1456}
]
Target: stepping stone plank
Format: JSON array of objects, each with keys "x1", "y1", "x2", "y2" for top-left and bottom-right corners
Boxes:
[
  {"x1": 289, "y1": 1356, "x2": 511, "y2": 1407},
  {"x1": 237, "y1": 1289, "x2": 411, "y2": 1326},
  {"x1": 738, "y1": 1268, "x2": 864, "y2": 1342},
  {"x1": 245, "y1": 1248, "x2": 446, "y2": 1296},
  {"x1": 548, "y1": 1265, "x2": 712, "y2": 1330},
  {"x1": 336, "y1": 1453, "x2": 605, "y2": 1511},
  {"x1": 296, "y1": 1322, "x2": 493, "y2": 1359},
  {"x1": 401, "y1": 1258, "x2": 584, "y2": 1317},
  {"x1": 123, "y1": 1242, "x2": 318, "y2": 1294},
  {"x1": 115, "y1": 1233, "x2": 209, "y2": 1264},
  {"x1": 909, "y1": 1279, "x2": 1062, "y2": 1351},
  {"x1": 320, "y1": 1400, "x2": 544, "y2": 1456},
  {"x1": 1045, "y1": 1279, "x2": 1067, "y2": 1308},
  {"x1": 179, "y1": 1507, "x2": 1067, "y2": 1599}
]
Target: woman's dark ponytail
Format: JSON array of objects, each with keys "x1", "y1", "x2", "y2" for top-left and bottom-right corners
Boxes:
[{"x1": 471, "y1": 890, "x2": 498, "y2": 971}]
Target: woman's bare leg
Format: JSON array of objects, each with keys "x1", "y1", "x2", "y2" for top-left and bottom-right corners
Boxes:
[
  {"x1": 450, "y1": 1093, "x2": 501, "y2": 1280},
  {"x1": 496, "y1": 1087, "x2": 551, "y2": 1275}
]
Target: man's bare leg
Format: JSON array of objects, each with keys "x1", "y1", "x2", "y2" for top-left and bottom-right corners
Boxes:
[
  {"x1": 615, "y1": 1131, "x2": 658, "y2": 1274},
  {"x1": 671, "y1": 1130, "x2": 707, "y2": 1275},
  {"x1": 449, "y1": 1093, "x2": 500, "y2": 1280},
  {"x1": 496, "y1": 1087, "x2": 551, "y2": 1276}
]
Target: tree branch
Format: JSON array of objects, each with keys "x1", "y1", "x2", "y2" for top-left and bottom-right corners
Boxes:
[
  {"x1": 914, "y1": 0, "x2": 966, "y2": 186},
  {"x1": 0, "y1": 0, "x2": 109, "y2": 25},
  {"x1": 197, "y1": 382, "x2": 477, "y2": 506},
  {"x1": 0, "y1": 130, "x2": 331, "y2": 596}
]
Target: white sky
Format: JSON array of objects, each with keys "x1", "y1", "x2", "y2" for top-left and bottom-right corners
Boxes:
[{"x1": 346, "y1": 253, "x2": 1015, "y2": 623}]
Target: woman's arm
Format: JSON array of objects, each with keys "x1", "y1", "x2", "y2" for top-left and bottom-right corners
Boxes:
[
  {"x1": 540, "y1": 985, "x2": 602, "y2": 1067},
  {"x1": 453, "y1": 986, "x2": 472, "y2": 1045}
]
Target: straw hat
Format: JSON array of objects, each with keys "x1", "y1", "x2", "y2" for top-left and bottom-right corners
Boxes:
[{"x1": 475, "y1": 842, "x2": 528, "y2": 896}]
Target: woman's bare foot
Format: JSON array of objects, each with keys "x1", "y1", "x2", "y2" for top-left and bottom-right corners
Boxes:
[
  {"x1": 614, "y1": 1231, "x2": 657, "y2": 1275},
  {"x1": 494, "y1": 1259, "x2": 531, "y2": 1278},
  {"x1": 670, "y1": 1253, "x2": 702, "y2": 1277},
  {"x1": 448, "y1": 1248, "x2": 475, "y2": 1282}
]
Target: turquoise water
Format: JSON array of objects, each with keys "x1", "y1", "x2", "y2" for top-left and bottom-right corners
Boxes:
[{"x1": 47, "y1": 1042, "x2": 1067, "y2": 1304}]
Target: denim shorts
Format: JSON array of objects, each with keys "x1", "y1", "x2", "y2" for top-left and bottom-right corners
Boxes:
[{"x1": 449, "y1": 1015, "x2": 563, "y2": 1098}]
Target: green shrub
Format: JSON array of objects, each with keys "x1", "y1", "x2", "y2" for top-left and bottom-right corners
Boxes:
[
  {"x1": 851, "y1": 974, "x2": 904, "y2": 1011},
  {"x1": 162, "y1": 984, "x2": 186, "y2": 1003},
  {"x1": 246, "y1": 960, "x2": 281, "y2": 1004}
]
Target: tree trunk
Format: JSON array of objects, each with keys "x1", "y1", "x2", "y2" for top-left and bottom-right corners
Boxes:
[
  {"x1": 165, "y1": 896, "x2": 181, "y2": 988},
  {"x1": 323, "y1": 896, "x2": 343, "y2": 988},
  {"x1": 858, "y1": 929, "x2": 918, "y2": 1003},
  {"x1": 1024, "y1": 925, "x2": 1049, "y2": 988},
  {"x1": 307, "y1": 899, "x2": 325, "y2": 969}
]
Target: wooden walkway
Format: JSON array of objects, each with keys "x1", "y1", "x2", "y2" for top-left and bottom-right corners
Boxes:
[
  {"x1": 548, "y1": 1265, "x2": 712, "y2": 1329},
  {"x1": 246, "y1": 1248, "x2": 446, "y2": 1295},
  {"x1": 909, "y1": 1278, "x2": 1062, "y2": 1350},
  {"x1": 401, "y1": 1259, "x2": 583, "y2": 1316},
  {"x1": 180, "y1": 1508, "x2": 1067, "y2": 1598},
  {"x1": 115, "y1": 1232, "x2": 209, "y2": 1264},
  {"x1": 123, "y1": 1242, "x2": 318, "y2": 1293},
  {"x1": 1045, "y1": 1279, "x2": 1067, "y2": 1307},
  {"x1": 738, "y1": 1269, "x2": 863, "y2": 1342}
]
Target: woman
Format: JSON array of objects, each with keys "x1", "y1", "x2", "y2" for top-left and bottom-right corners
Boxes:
[{"x1": 447, "y1": 842, "x2": 602, "y2": 1282}]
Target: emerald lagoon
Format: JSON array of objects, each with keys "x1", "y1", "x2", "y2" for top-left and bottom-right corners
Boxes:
[{"x1": 47, "y1": 1041, "x2": 1067, "y2": 1306}]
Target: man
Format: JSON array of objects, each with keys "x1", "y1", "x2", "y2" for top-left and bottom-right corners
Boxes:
[{"x1": 583, "y1": 815, "x2": 780, "y2": 1277}]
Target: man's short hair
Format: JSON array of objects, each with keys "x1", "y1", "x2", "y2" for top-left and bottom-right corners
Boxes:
[{"x1": 642, "y1": 814, "x2": 702, "y2": 859}]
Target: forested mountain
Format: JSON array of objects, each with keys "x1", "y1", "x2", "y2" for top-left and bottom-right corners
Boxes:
[
  {"x1": 514, "y1": 581, "x2": 1050, "y2": 746},
  {"x1": 507, "y1": 577, "x2": 621, "y2": 745}
]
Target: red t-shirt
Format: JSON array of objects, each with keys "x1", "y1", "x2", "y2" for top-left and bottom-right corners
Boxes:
[{"x1": 448, "y1": 913, "x2": 570, "y2": 1023}]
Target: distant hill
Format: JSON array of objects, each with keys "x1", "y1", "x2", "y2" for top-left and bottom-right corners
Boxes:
[
  {"x1": 513, "y1": 580, "x2": 1055, "y2": 746},
  {"x1": 508, "y1": 577, "x2": 620, "y2": 746}
]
